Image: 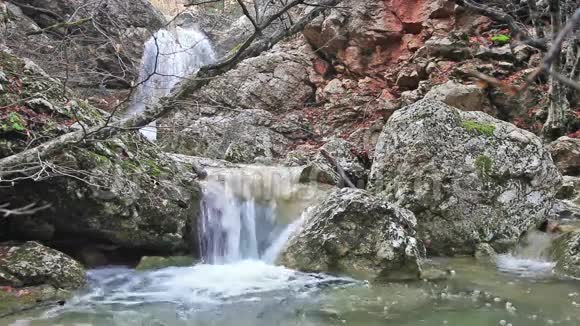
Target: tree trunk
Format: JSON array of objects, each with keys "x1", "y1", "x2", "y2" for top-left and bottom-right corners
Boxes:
[{"x1": 543, "y1": 0, "x2": 570, "y2": 140}]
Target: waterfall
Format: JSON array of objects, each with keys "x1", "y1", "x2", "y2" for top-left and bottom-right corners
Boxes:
[
  {"x1": 496, "y1": 230, "x2": 556, "y2": 278},
  {"x1": 198, "y1": 166, "x2": 330, "y2": 264},
  {"x1": 129, "y1": 26, "x2": 216, "y2": 141}
]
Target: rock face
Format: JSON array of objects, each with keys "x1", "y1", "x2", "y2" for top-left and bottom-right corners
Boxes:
[
  {"x1": 0, "y1": 51, "x2": 202, "y2": 256},
  {"x1": 369, "y1": 99, "x2": 561, "y2": 255},
  {"x1": 0, "y1": 242, "x2": 85, "y2": 289},
  {"x1": 550, "y1": 230, "x2": 580, "y2": 278},
  {"x1": 5, "y1": 0, "x2": 166, "y2": 87},
  {"x1": 547, "y1": 137, "x2": 580, "y2": 176},
  {"x1": 279, "y1": 188, "x2": 425, "y2": 281},
  {"x1": 303, "y1": 0, "x2": 454, "y2": 73}
]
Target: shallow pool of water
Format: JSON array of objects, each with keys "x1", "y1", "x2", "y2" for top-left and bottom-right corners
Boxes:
[{"x1": 4, "y1": 256, "x2": 580, "y2": 326}]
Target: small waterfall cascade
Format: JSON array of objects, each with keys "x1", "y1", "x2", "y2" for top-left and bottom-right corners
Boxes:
[
  {"x1": 129, "y1": 26, "x2": 216, "y2": 140},
  {"x1": 496, "y1": 230, "x2": 557, "y2": 277},
  {"x1": 199, "y1": 166, "x2": 330, "y2": 264}
]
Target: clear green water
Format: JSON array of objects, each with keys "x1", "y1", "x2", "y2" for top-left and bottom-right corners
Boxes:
[{"x1": 3, "y1": 257, "x2": 580, "y2": 326}]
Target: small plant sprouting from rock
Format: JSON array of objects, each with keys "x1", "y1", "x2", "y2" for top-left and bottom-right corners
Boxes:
[
  {"x1": 490, "y1": 34, "x2": 510, "y2": 45},
  {"x1": 1, "y1": 112, "x2": 26, "y2": 133},
  {"x1": 461, "y1": 120, "x2": 496, "y2": 137},
  {"x1": 475, "y1": 155, "x2": 493, "y2": 179}
]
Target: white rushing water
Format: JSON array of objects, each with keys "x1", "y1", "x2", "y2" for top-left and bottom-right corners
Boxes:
[
  {"x1": 199, "y1": 166, "x2": 329, "y2": 263},
  {"x1": 26, "y1": 166, "x2": 342, "y2": 324},
  {"x1": 496, "y1": 230, "x2": 557, "y2": 278},
  {"x1": 129, "y1": 26, "x2": 216, "y2": 141}
]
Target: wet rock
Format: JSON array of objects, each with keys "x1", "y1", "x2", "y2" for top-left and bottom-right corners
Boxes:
[
  {"x1": 0, "y1": 284, "x2": 70, "y2": 318},
  {"x1": 475, "y1": 243, "x2": 497, "y2": 262},
  {"x1": 424, "y1": 80, "x2": 492, "y2": 113},
  {"x1": 547, "y1": 136, "x2": 580, "y2": 176},
  {"x1": 0, "y1": 242, "x2": 85, "y2": 289},
  {"x1": 550, "y1": 230, "x2": 580, "y2": 278},
  {"x1": 279, "y1": 188, "x2": 425, "y2": 281},
  {"x1": 136, "y1": 256, "x2": 196, "y2": 271},
  {"x1": 369, "y1": 99, "x2": 561, "y2": 255}
]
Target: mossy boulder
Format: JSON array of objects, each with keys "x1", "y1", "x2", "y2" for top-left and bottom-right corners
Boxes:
[
  {"x1": 369, "y1": 99, "x2": 562, "y2": 256},
  {"x1": 0, "y1": 52, "x2": 203, "y2": 255},
  {"x1": 0, "y1": 242, "x2": 85, "y2": 289},
  {"x1": 279, "y1": 188, "x2": 425, "y2": 281},
  {"x1": 136, "y1": 256, "x2": 196, "y2": 271}
]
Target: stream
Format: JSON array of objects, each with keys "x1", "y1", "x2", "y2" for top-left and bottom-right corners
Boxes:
[
  {"x1": 3, "y1": 25, "x2": 578, "y2": 326},
  {"x1": 3, "y1": 166, "x2": 580, "y2": 326}
]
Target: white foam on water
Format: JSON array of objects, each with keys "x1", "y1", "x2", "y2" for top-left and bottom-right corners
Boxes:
[
  {"x1": 495, "y1": 231, "x2": 556, "y2": 278},
  {"x1": 496, "y1": 254, "x2": 556, "y2": 278}
]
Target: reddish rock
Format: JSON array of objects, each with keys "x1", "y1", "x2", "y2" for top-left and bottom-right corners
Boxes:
[{"x1": 313, "y1": 58, "x2": 331, "y2": 76}]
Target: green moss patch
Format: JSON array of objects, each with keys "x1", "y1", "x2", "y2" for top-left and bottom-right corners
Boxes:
[
  {"x1": 475, "y1": 155, "x2": 494, "y2": 179},
  {"x1": 461, "y1": 120, "x2": 496, "y2": 137}
]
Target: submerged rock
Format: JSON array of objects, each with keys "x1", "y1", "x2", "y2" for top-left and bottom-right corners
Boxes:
[
  {"x1": 0, "y1": 284, "x2": 70, "y2": 318},
  {"x1": 279, "y1": 188, "x2": 424, "y2": 281},
  {"x1": 136, "y1": 256, "x2": 196, "y2": 271},
  {"x1": 0, "y1": 242, "x2": 85, "y2": 289},
  {"x1": 369, "y1": 99, "x2": 561, "y2": 255}
]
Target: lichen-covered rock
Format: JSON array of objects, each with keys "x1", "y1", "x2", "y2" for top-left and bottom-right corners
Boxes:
[
  {"x1": 279, "y1": 188, "x2": 425, "y2": 281},
  {"x1": 550, "y1": 230, "x2": 580, "y2": 278},
  {"x1": 0, "y1": 242, "x2": 85, "y2": 289},
  {"x1": 299, "y1": 137, "x2": 367, "y2": 187},
  {"x1": 0, "y1": 52, "x2": 202, "y2": 255},
  {"x1": 547, "y1": 136, "x2": 580, "y2": 176},
  {"x1": 369, "y1": 99, "x2": 561, "y2": 255}
]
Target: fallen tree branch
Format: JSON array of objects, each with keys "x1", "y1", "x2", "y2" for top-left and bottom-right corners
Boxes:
[
  {"x1": 0, "y1": 202, "x2": 51, "y2": 218},
  {"x1": 0, "y1": 0, "x2": 343, "y2": 181},
  {"x1": 25, "y1": 17, "x2": 92, "y2": 36}
]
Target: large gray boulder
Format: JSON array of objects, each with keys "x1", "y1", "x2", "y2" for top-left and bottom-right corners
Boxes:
[
  {"x1": 369, "y1": 99, "x2": 561, "y2": 255},
  {"x1": 161, "y1": 109, "x2": 289, "y2": 163},
  {"x1": 159, "y1": 40, "x2": 316, "y2": 162},
  {"x1": 279, "y1": 188, "x2": 425, "y2": 281},
  {"x1": 0, "y1": 242, "x2": 85, "y2": 289}
]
